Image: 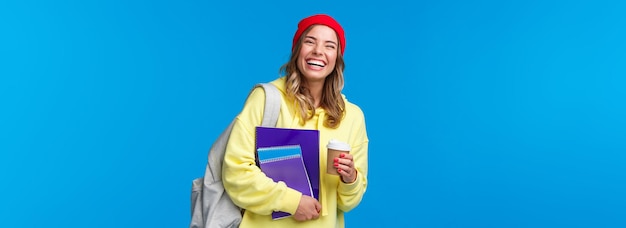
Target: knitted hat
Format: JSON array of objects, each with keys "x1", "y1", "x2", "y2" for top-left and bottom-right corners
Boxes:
[{"x1": 292, "y1": 14, "x2": 345, "y2": 55}]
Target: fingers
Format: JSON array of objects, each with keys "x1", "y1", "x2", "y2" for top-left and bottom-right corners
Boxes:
[
  {"x1": 336, "y1": 153, "x2": 357, "y2": 183},
  {"x1": 339, "y1": 152, "x2": 353, "y2": 160},
  {"x1": 337, "y1": 153, "x2": 353, "y2": 167},
  {"x1": 338, "y1": 167, "x2": 356, "y2": 182},
  {"x1": 336, "y1": 154, "x2": 353, "y2": 170},
  {"x1": 314, "y1": 200, "x2": 322, "y2": 213},
  {"x1": 294, "y1": 195, "x2": 321, "y2": 222}
]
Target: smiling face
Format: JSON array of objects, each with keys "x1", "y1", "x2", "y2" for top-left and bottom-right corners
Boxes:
[{"x1": 297, "y1": 25, "x2": 339, "y2": 84}]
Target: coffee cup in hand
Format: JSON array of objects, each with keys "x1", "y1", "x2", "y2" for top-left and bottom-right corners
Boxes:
[{"x1": 326, "y1": 139, "x2": 351, "y2": 175}]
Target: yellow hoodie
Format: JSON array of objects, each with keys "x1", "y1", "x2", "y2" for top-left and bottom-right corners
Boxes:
[{"x1": 222, "y1": 77, "x2": 369, "y2": 228}]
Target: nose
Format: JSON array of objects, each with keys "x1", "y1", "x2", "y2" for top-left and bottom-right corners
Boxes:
[{"x1": 313, "y1": 43, "x2": 323, "y2": 55}]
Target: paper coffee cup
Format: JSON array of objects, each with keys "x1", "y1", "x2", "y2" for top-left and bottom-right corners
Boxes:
[{"x1": 326, "y1": 139, "x2": 351, "y2": 175}]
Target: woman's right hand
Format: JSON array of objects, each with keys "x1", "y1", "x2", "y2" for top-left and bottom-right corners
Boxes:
[{"x1": 293, "y1": 195, "x2": 321, "y2": 221}]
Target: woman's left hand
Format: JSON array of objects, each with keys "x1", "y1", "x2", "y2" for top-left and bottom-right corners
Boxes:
[{"x1": 336, "y1": 153, "x2": 357, "y2": 183}]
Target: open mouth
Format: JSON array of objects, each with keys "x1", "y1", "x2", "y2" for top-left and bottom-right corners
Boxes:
[{"x1": 306, "y1": 59, "x2": 326, "y2": 67}]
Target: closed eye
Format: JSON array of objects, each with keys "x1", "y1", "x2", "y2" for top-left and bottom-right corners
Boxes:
[
  {"x1": 325, "y1": 41, "x2": 337, "y2": 49},
  {"x1": 304, "y1": 37, "x2": 316, "y2": 45}
]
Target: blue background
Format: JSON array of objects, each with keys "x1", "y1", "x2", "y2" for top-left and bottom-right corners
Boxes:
[{"x1": 2, "y1": 0, "x2": 625, "y2": 227}]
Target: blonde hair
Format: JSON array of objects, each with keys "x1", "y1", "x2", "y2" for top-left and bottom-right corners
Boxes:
[{"x1": 279, "y1": 27, "x2": 346, "y2": 128}]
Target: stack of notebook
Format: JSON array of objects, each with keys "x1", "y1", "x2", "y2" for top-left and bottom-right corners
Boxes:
[{"x1": 255, "y1": 126, "x2": 320, "y2": 220}]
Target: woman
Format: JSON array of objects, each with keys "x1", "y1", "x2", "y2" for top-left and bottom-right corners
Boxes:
[{"x1": 222, "y1": 14, "x2": 368, "y2": 227}]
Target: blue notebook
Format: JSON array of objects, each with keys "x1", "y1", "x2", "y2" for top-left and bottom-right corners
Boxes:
[
  {"x1": 257, "y1": 145, "x2": 313, "y2": 220},
  {"x1": 255, "y1": 126, "x2": 320, "y2": 201}
]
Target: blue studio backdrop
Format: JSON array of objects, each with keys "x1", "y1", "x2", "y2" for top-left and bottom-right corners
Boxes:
[{"x1": 1, "y1": 0, "x2": 625, "y2": 227}]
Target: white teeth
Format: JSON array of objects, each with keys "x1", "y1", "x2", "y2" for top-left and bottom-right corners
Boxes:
[{"x1": 307, "y1": 60, "x2": 325, "y2": 67}]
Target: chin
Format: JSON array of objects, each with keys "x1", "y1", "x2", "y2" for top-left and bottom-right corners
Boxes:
[{"x1": 303, "y1": 73, "x2": 329, "y2": 81}]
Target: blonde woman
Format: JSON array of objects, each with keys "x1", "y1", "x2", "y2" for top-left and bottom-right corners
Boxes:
[{"x1": 222, "y1": 14, "x2": 368, "y2": 228}]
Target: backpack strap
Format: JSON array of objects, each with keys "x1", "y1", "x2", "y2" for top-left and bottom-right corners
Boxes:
[
  {"x1": 256, "y1": 83, "x2": 281, "y2": 127},
  {"x1": 189, "y1": 82, "x2": 282, "y2": 228}
]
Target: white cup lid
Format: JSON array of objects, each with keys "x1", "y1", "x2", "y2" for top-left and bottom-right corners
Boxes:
[{"x1": 327, "y1": 139, "x2": 351, "y2": 151}]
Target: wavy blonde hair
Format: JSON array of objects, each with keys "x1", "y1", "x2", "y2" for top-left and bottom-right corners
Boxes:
[{"x1": 279, "y1": 26, "x2": 346, "y2": 129}]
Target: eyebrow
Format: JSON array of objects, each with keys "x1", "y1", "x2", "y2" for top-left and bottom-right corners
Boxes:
[{"x1": 305, "y1": 36, "x2": 337, "y2": 45}]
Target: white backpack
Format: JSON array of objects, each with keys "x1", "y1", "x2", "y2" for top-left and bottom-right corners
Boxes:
[{"x1": 190, "y1": 83, "x2": 281, "y2": 228}]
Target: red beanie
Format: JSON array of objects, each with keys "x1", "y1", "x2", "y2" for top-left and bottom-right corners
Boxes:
[{"x1": 292, "y1": 14, "x2": 346, "y2": 55}]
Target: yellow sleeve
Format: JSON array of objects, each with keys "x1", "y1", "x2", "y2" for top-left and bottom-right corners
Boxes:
[
  {"x1": 222, "y1": 87, "x2": 302, "y2": 215},
  {"x1": 337, "y1": 105, "x2": 369, "y2": 212}
]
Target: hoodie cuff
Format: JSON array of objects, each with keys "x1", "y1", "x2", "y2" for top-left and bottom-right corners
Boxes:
[
  {"x1": 339, "y1": 172, "x2": 361, "y2": 194},
  {"x1": 279, "y1": 188, "x2": 302, "y2": 215}
]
